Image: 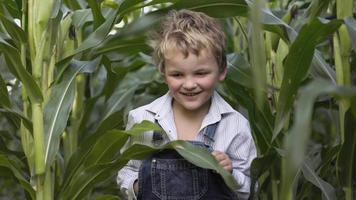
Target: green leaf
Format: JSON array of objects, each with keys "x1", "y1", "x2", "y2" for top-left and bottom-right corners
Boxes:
[
  {"x1": 125, "y1": 120, "x2": 163, "y2": 136},
  {"x1": 87, "y1": 0, "x2": 105, "y2": 29},
  {"x1": 226, "y1": 53, "x2": 252, "y2": 88},
  {"x1": 61, "y1": 120, "x2": 158, "y2": 193},
  {"x1": 171, "y1": 141, "x2": 238, "y2": 190},
  {"x1": 281, "y1": 79, "x2": 356, "y2": 198},
  {"x1": 99, "y1": 86, "x2": 137, "y2": 124},
  {"x1": 301, "y1": 160, "x2": 336, "y2": 200},
  {"x1": 60, "y1": 121, "x2": 161, "y2": 199},
  {"x1": 72, "y1": 9, "x2": 93, "y2": 28},
  {"x1": 274, "y1": 19, "x2": 343, "y2": 139},
  {"x1": 0, "y1": 153, "x2": 35, "y2": 199},
  {"x1": 0, "y1": 40, "x2": 43, "y2": 103},
  {"x1": 0, "y1": 73, "x2": 11, "y2": 108},
  {"x1": 92, "y1": 36, "x2": 150, "y2": 56},
  {"x1": 0, "y1": 108, "x2": 32, "y2": 131},
  {"x1": 345, "y1": 17, "x2": 356, "y2": 51},
  {"x1": 44, "y1": 58, "x2": 100, "y2": 167},
  {"x1": 337, "y1": 108, "x2": 356, "y2": 195},
  {"x1": 172, "y1": 0, "x2": 248, "y2": 18},
  {"x1": 83, "y1": 131, "x2": 128, "y2": 166},
  {"x1": 95, "y1": 195, "x2": 120, "y2": 200},
  {"x1": 260, "y1": 8, "x2": 337, "y2": 83},
  {"x1": 72, "y1": 10, "x2": 116, "y2": 55},
  {"x1": 115, "y1": 10, "x2": 164, "y2": 38},
  {"x1": 0, "y1": 0, "x2": 21, "y2": 19},
  {"x1": 0, "y1": 13, "x2": 26, "y2": 47},
  {"x1": 58, "y1": 9, "x2": 116, "y2": 66}
]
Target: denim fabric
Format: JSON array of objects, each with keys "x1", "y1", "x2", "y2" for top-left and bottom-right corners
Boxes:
[{"x1": 137, "y1": 123, "x2": 237, "y2": 200}]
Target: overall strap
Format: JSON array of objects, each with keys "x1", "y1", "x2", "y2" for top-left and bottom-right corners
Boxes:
[
  {"x1": 152, "y1": 120, "x2": 164, "y2": 146},
  {"x1": 203, "y1": 122, "x2": 219, "y2": 147}
]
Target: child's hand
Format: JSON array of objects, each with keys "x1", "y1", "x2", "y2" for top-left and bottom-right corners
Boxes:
[
  {"x1": 212, "y1": 151, "x2": 233, "y2": 173},
  {"x1": 133, "y1": 180, "x2": 139, "y2": 195}
]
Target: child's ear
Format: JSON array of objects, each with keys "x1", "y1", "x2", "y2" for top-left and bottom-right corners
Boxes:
[{"x1": 218, "y1": 68, "x2": 227, "y2": 81}]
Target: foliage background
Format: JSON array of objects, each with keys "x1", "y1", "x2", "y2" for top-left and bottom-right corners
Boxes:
[{"x1": 0, "y1": 0, "x2": 355, "y2": 200}]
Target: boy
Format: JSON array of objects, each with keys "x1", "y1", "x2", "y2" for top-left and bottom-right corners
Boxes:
[{"x1": 117, "y1": 9, "x2": 256, "y2": 200}]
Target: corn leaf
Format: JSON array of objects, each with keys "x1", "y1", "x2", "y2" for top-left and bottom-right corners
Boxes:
[
  {"x1": 281, "y1": 79, "x2": 356, "y2": 198},
  {"x1": 0, "y1": 153, "x2": 35, "y2": 199},
  {"x1": 44, "y1": 58, "x2": 100, "y2": 167},
  {"x1": 0, "y1": 39, "x2": 43, "y2": 103},
  {"x1": 0, "y1": 73, "x2": 10, "y2": 108},
  {"x1": 345, "y1": 17, "x2": 356, "y2": 51},
  {"x1": 274, "y1": 19, "x2": 343, "y2": 139},
  {"x1": 172, "y1": 0, "x2": 248, "y2": 18}
]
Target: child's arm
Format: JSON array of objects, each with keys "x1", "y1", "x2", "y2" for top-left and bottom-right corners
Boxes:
[
  {"x1": 117, "y1": 110, "x2": 141, "y2": 200},
  {"x1": 227, "y1": 119, "x2": 257, "y2": 200},
  {"x1": 117, "y1": 160, "x2": 141, "y2": 199}
]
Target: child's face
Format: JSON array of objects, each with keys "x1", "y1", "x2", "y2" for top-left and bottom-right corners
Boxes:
[{"x1": 163, "y1": 48, "x2": 227, "y2": 113}]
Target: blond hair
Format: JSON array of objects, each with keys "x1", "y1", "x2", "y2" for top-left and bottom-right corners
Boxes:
[{"x1": 149, "y1": 9, "x2": 226, "y2": 73}]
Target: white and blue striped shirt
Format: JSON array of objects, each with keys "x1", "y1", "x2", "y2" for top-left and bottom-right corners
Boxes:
[{"x1": 117, "y1": 91, "x2": 256, "y2": 200}]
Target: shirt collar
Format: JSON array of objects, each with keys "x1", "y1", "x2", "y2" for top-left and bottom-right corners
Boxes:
[{"x1": 145, "y1": 91, "x2": 235, "y2": 123}]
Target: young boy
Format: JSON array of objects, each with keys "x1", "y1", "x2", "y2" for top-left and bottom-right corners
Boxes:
[{"x1": 117, "y1": 9, "x2": 256, "y2": 200}]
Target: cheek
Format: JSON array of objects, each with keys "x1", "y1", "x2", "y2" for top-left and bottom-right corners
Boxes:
[
  {"x1": 165, "y1": 78, "x2": 181, "y2": 91},
  {"x1": 198, "y1": 77, "x2": 218, "y2": 89}
]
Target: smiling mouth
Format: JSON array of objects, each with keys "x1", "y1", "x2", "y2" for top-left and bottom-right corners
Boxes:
[{"x1": 180, "y1": 91, "x2": 201, "y2": 96}]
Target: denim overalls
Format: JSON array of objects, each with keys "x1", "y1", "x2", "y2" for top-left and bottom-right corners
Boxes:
[{"x1": 137, "y1": 123, "x2": 237, "y2": 200}]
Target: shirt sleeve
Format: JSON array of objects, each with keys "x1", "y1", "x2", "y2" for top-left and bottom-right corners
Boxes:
[
  {"x1": 117, "y1": 111, "x2": 141, "y2": 200},
  {"x1": 228, "y1": 118, "x2": 257, "y2": 200}
]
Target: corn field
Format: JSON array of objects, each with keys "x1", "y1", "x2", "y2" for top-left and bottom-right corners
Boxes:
[{"x1": 0, "y1": 0, "x2": 355, "y2": 200}]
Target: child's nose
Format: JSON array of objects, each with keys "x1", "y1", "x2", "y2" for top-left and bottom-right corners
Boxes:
[{"x1": 183, "y1": 78, "x2": 197, "y2": 90}]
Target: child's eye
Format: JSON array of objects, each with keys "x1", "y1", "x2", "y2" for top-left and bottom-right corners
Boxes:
[
  {"x1": 196, "y1": 71, "x2": 208, "y2": 76},
  {"x1": 170, "y1": 73, "x2": 182, "y2": 77}
]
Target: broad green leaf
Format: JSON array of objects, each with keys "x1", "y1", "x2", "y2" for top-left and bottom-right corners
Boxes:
[
  {"x1": 0, "y1": 0, "x2": 21, "y2": 19},
  {"x1": 57, "y1": 9, "x2": 116, "y2": 67},
  {"x1": 0, "y1": 13, "x2": 26, "y2": 47},
  {"x1": 63, "y1": 0, "x2": 83, "y2": 10},
  {"x1": 82, "y1": 131, "x2": 128, "y2": 166},
  {"x1": 0, "y1": 108, "x2": 32, "y2": 131},
  {"x1": 100, "y1": 86, "x2": 137, "y2": 122},
  {"x1": 302, "y1": 160, "x2": 336, "y2": 200},
  {"x1": 91, "y1": 36, "x2": 150, "y2": 56},
  {"x1": 72, "y1": 9, "x2": 93, "y2": 28},
  {"x1": 125, "y1": 120, "x2": 163, "y2": 136},
  {"x1": 249, "y1": 0, "x2": 266, "y2": 108},
  {"x1": 337, "y1": 108, "x2": 356, "y2": 196},
  {"x1": 117, "y1": 0, "x2": 174, "y2": 16},
  {"x1": 115, "y1": 10, "x2": 164, "y2": 38},
  {"x1": 59, "y1": 163, "x2": 125, "y2": 200},
  {"x1": 0, "y1": 73, "x2": 10, "y2": 107},
  {"x1": 249, "y1": 152, "x2": 277, "y2": 200},
  {"x1": 172, "y1": 0, "x2": 248, "y2": 18},
  {"x1": 172, "y1": 141, "x2": 238, "y2": 190},
  {"x1": 60, "y1": 121, "x2": 160, "y2": 199},
  {"x1": 44, "y1": 58, "x2": 100, "y2": 167},
  {"x1": 0, "y1": 153, "x2": 35, "y2": 199},
  {"x1": 87, "y1": 0, "x2": 105, "y2": 29},
  {"x1": 0, "y1": 40, "x2": 43, "y2": 103},
  {"x1": 260, "y1": 8, "x2": 337, "y2": 83},
  {"x1": 71, "y1": 10, "x2": 116, "y2": 55},
  {"x1": 345, "y1": 17, "x2": 356, "y2": 51},
  {"x1": 281, "y1": 79, "x2": 356, "y2": 199},
  {"x1": 227, "y1": 53, "x2": 252, "y2": 89},
  {"x1": 274, "y1": 19, "x2": 343, "y2": 139},
  {"x1": 95, "y1": 195, "x2": 119, "y2": 200}
]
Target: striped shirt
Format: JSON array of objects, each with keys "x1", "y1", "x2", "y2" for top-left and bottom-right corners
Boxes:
[{"x1": 117, "y1": 91, "x2": 256, "y2": 200}]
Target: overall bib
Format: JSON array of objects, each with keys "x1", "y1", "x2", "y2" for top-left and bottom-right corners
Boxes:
[{"x1": 137, "y1": 123, "x2": 237, "y2": 200}]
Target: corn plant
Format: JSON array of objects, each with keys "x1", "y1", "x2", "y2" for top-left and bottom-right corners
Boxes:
[{"x1": 0, "y1": 0, "x2": 355, "y2": 200}]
